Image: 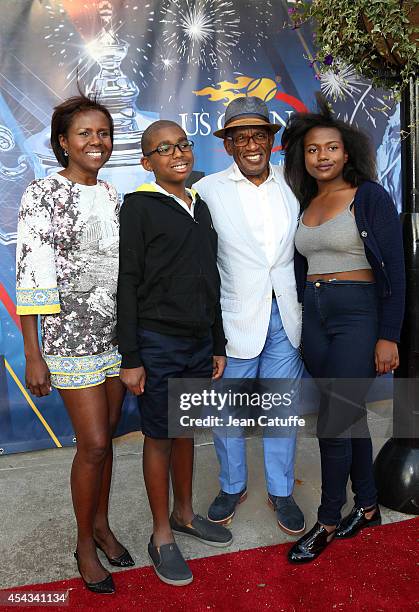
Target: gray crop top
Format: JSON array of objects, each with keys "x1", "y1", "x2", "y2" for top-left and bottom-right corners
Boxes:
[{"x1": 295, "y1": 202, "x2": 372, "y2": 275}]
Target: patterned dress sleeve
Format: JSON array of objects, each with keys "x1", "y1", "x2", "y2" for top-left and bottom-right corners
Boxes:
[
  {"x1": 105, "y1": 181, "x2": 121, "y2": 216},
  {"x1": 16, "y1": 180, "x2": 61, "y2": 315}
]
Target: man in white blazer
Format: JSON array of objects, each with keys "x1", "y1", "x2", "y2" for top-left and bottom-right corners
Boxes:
[{"x1": 193, "y1": 97, "x2": 305, "y2": 535}]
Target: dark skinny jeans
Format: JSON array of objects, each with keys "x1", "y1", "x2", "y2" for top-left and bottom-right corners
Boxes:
[{"x1": 302, "y1": 280, "x2": 378, "y2": 526}]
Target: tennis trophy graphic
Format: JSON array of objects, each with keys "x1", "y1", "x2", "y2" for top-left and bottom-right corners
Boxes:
[{"x1": 26, "y1": 0, "x2": 157, "y2": 194}]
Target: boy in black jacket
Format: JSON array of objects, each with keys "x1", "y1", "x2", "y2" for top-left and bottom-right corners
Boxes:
[{"x1": 117, "y1": 120, "x2": 231, "y2": 586}]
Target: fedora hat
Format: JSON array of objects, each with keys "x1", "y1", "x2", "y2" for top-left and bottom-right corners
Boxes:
[{"x1": 213, "y1": 96, "x2": 280, "y2": 139}]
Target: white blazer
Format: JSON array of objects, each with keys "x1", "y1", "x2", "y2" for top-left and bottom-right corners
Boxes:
[{"x1": 193, "y1": 164, "x2": 302, "y2": 358}]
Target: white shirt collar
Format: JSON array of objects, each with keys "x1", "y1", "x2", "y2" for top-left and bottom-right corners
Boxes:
[
  {"x1": 151, "y1": 181, "x2": 196, "y2": 203},
  {"x1": 228, "y1": 162, "x2": 277, "y2": 186}
]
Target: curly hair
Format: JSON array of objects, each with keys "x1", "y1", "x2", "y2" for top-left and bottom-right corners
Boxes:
[
  {"x1": 281, "y1": 95, "x2": 377, "y2": 209},
  {"x1": 50, "y1": 94, "x2": 113, "y2": 168}
]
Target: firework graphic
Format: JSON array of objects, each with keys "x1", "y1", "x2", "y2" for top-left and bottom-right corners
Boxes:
[
  {"x1": 151, "y1": 42, "x2": 178, "y2": 74},
  {"x1": 157, "y1": 53, "x2": 177, "y2": 72},
  {"x1": 320, "y1": 62, "x2": 392, "y2": 127},
  {"x1": 42, "y1": 2, "x2": 75, "y2": 70},
  {"x1": 42, "y1": 1, "x2": 105, "y2": 89},
  {"x1": 320, "y1": 63, "x2": 363, "y2": 101},
  {"x1": 160, "y1": 0, "x2": 241, "y2": 68},
  {"x1": 22, "y1": 0, "x2": 158, "y2": 194},
  {"x1": 236, "y1": 0, "x2": 273, "y2": 62},
  {"x1": 41, "y1": 1, "x2": 157, "y2": 90}
]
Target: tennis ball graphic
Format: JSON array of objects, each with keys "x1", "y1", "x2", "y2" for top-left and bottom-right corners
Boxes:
[{"x1": 246, "y1": 78, "x2": 278, "y2": 102}]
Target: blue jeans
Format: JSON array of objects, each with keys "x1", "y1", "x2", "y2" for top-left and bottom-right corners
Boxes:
[
  {"x1": 213, "y1": 299, "x2": 304, "y2": 496},
  {"x1": 303, "y1": 281, "x2": 378, "y2": 525}
]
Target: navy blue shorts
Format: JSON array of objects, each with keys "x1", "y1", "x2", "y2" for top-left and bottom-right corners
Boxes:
[{"x1": 137, "y1": 328, "x2": 213, "y2": 439}]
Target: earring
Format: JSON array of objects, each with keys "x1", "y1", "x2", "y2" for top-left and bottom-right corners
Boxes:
[{"x1": 63, "y1": 149, "x2": 68, "y2": 157}]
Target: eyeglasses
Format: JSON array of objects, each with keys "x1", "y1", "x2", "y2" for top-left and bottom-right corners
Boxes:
[
  {"x1": 143, "y1": 140, "x2": 194, "y2": 157},
  {"x1": 226, "y1": 131, "x2": 270, "y2": 147}
]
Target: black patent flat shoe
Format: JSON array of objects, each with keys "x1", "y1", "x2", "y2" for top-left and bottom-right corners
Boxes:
[
  {"x1": 335, "y1": 505, "x2": 381, "y2": 539},
  {"x1": 74, "y1": 552, "x2": 115, "y2": 594},
  {"x1": 288, "y1": 522, "x2": 335, "y2": 564},
  {"x1": 94, "y1": 539, "x2": 135, "y2": 567}
]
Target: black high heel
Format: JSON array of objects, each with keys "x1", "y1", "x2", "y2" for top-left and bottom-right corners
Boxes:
[
  {"x1": 73, "y1": 552, "x2": 116, "y2": 594},
  {"x1": 94, "y1": 539, "x2": 135, "y2": 567}
]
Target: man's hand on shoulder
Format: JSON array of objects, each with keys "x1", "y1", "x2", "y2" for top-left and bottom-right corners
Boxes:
[
  {"x1": 212, "y1": 356, "x2": 226, "y2": 380},
  {"x1": 120, "y1": 366, "x2": 146, "y2": 395}
]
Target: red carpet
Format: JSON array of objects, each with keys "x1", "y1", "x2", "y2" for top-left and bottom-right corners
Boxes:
[{"x1": 1, "y1": 518, "x2": 418, "y2": 611}]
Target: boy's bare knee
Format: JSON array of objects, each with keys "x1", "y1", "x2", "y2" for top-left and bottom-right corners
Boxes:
[{"x1": 144, "y1": 436, "x2": 172, "y2": 457}]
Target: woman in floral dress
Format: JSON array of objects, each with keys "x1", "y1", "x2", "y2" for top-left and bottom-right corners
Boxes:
[{"x1": 16, "y1": 95, "x2": 133, "y2": 594}]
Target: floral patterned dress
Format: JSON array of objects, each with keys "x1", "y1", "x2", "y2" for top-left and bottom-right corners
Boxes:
[{"x1": 16, "y1": 173, "x2": 121, "y2": 388}]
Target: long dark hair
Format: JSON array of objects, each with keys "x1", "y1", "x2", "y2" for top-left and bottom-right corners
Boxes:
[
  {"x1": 50, "y1": 94, "x2": 113, "y2": 168},
  {"x1": 281, "y1": 95, "x2": 377, "y2": 209}
]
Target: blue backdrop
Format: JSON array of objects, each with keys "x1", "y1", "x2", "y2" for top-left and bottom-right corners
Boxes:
[{"x1": 0, "y1": 0, "x2": 401, "y2": 453}]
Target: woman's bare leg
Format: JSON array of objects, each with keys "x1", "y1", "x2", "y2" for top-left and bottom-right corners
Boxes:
[
  {"x1": 59, "y1": 385, "x2": 111, "y2": 583},
  {"x1": 93, "y1": 376, "x2": 126, "y2": 558}
]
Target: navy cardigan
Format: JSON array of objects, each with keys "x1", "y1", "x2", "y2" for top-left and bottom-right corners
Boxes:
[{"x1": 294, "y1": 181, "x2": 406, "y2": 343}]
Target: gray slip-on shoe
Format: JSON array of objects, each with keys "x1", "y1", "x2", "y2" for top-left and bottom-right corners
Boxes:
[
  {"x1": 148, "y1": 537, "x2": 193, "y2": 586},
  {"x1": 170, "y1": 514, "x2": 233, "y2": 547}
]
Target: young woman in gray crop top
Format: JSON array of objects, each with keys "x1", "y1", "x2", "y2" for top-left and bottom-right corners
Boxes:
[{"x1": 281, "y1": 98, "x2": 405, "y2": 565}]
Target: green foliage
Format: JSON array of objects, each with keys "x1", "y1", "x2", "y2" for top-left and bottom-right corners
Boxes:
[{"x1": 288, "y1": 0, "x2": 419, "y2": 94}]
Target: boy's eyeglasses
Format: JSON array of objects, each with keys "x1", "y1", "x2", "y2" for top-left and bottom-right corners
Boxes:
[
  {"x1": 143, "y1": 140, "x2": 194, "y2": 157},
  {"x1": 226, "y1": 132, "x2": 270, "y2": 147}
]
